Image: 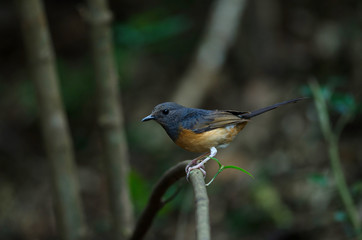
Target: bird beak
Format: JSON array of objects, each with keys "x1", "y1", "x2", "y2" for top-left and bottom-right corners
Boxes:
[{"x1": 141, "y1": 114, "x2": 155, "y2": 122}]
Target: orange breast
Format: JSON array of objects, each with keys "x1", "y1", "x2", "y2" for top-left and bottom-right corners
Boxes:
[{"x1": 175, "y1": 122, "x2": 248, "y2": 153}]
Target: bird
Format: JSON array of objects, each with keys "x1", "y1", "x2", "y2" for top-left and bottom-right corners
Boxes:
[{"x1": 142, "y1": 97, "x2": 305, "y2": 178}]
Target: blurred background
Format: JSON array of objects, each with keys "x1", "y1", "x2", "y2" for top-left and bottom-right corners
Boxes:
[{"x1": 1, "y1": 0, "x2": 361, "y2": 239}]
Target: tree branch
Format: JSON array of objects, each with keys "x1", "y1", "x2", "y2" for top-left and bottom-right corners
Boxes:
[
  {"x1": 130, "y1": 161, "x2": 211, "y2": 240},
  {"x1": 130, "y1": 161, "x2": 189, "y2": 240},
  {"x1": 189, "y1": 169, "x2": 211, "y2": 240},
  {"x1": 84, "y1": 0, "x2": 134, "y2": 238},
  {"x1": 16, "y1": 0, "x2": 87, "y2": 239}
]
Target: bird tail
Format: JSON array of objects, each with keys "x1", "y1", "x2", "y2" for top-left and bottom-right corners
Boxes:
[{"x1": 240, "y1": 97, "x2": 307, "y2": 119}]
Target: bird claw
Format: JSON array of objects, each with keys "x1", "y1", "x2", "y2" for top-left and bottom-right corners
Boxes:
[
  {"x1": 185, "y1": 147, "x2": 217, "y2": 181},
  {"x1": 186, "y1": 164, "x2": 206, "y2": 181}
]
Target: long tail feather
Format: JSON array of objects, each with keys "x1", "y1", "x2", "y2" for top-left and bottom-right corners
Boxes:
[{"x1": 241, "y1": 97, "x2": 307, "y2": 119}]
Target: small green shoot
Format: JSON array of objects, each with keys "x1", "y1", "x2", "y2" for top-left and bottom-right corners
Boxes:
[
  {"x1": 205, "y1": 157, "x2": 254, "y2": 186},
  {"x1": 309, "y1": 80, "x2": 362, "y2": 239}
]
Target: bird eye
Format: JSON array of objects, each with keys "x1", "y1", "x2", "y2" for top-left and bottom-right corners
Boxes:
[{"x1": 162, "y1": 109, "x2": 169, "y2": 115}]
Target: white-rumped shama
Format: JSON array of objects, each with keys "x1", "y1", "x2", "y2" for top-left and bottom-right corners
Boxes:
[{"x1": 142, "y1": 97, "x2": 305, "y2": 177}]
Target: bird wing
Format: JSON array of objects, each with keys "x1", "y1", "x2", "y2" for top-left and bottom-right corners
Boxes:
[{"x1": 191, "y1": 110, "x2": 249, "y2": 133}]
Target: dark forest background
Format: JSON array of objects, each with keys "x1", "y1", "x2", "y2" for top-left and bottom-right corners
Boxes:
[{"x1": 0, "y1": 0, "x2": 361, "y2": 239}]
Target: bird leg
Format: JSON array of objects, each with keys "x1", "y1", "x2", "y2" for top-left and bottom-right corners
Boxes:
[
  {"x1": 185, "y1": 152, "x2": 208, "y2": 172},
  {"x1": 186, "y1": 147, "x2": 217, "y2": 179}
]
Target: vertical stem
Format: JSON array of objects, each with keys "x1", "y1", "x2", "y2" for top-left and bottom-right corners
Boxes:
[
  {"x1": 85, "y1": 0, "x2": 134, "y2": 238},
  {"x1": 16, "y1": 1, "x2": 87, "y2": 240},
  {"x1": 189, "y1": 170, "x2": 211, "y2": 240},
  {"x1": 329, "y1": 136, "x2": 361, "y2": 238},
  {"x1": 310, "y1": 81, "x2": 361, "y2": 239}
]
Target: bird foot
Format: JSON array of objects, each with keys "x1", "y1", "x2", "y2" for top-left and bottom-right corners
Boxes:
[
  {"x1": 185, "y1": 147, "x2": 217, "y2": 181},
  {"x1": 185, "y1": 152, "x2": 209, "y2": 180},
  {"x1": 186, "y1": 164, "x2": 206, "y2": 180}
]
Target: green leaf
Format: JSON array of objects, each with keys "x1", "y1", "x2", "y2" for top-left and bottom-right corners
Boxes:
[
  {"x1": 223, "y1": 165, "x2": 255, "y2": 179},
  {"x1": 331, "y1": 92, "x2": 357, "y2": 115},
  {"x1": 129, "y1": 170, "x2": 151, "y2": 214},
  {"x1": 308, "y1": 173, "x2": 328, "y2": 187},
  {"x1": 300, "y1": 85, "x2": 312, "y2": 97},
  {"x1": 114, "y1": 14, "x2": 190, "y2": 48},
  {"x1": 210, "y1": 157, "x2": 222, "y2": 168},
  {"x1": 320, "y1": 86, "x2": 333, "y2": 101},
  {"x1": 206, "y1": 167, "x2": 224, "y2": 187},
  {"x1": 206, "y1": 157, "x2": 254, "y2": 186},
  {"x1": 334, "y1": 211, "x2": 347, "y2": 222}
]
